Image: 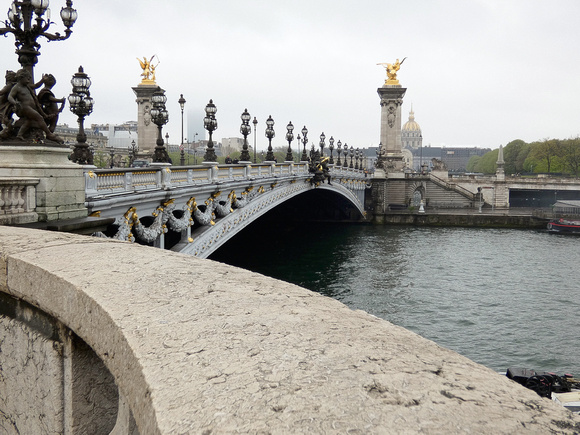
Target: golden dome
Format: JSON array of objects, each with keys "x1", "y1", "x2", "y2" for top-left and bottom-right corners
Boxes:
[{"x1": 402, "y1": 109, "x2": 421, "y2": 132}]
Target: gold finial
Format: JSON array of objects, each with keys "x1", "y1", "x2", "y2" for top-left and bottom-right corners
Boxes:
[
  {"x1": 377, "y1": 57, "x2": 407, "y2": 85},
  {"x1": 137, "y1": 55, "x2": 159, "y2": 85}
]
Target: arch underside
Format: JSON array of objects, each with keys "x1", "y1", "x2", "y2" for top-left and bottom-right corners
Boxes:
[{"x1": 177, "y1": 181, "x2": 365, "y2": 259}]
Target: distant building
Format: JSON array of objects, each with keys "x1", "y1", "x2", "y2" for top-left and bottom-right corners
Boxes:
[
  {"x1": 221, "y1": 137, "x2": 244, "y2": 156},
  {"x1": 55, "y1": 124, "x2": 107, "y2": 149},
  {"x1": 93, "y1": 122, "x2": 138, "y2": 150},
  {"x1": 400, "y1": 109, "x2": 490, "y2": 172},
  {"x1": 402, "y1": 108, "x2": 423, "y2": 150}
]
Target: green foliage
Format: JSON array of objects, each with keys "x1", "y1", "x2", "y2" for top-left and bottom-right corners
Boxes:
[
  {"x1": 529, "y1": 139, "x2": 564, "y2": 173},
  {"x1": 466, "y1": 155, "x2": 480, "y2": 172},
  {"x1": 473, "y1": 149, "x2": 499, "y2": 174},
  {"x1": 503, "y1": 139, "x2": 529, "y2": 174}
]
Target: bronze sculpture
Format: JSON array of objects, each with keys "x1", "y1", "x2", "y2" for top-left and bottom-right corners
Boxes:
[{"x1": 5, "y1": 69, "x2": 62, "y2": 143}]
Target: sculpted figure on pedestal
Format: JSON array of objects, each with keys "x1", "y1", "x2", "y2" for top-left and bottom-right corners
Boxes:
[
  {"x1": 377, "y1": 57, "x2": 407, "y2": 85},
  {"x1": 37, "y1": 74, "x2": 66, "y2": 133}
]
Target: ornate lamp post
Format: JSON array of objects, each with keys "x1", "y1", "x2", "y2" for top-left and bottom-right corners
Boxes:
[
  {"x1": 343, "y1": 143, "x2": 349, "y2": 168},
  {"x1": 300, "y1": 126, "x2": 308, "y2": 162},
  {"x1": 264, "y1": 115, "x2": 275, "y2": 161},
  {"x1": 336, "y1": 140, "x2": 342, "y2": 166},
  {"x1": 151, "y1": 89, "x2": 170, "y2": 163},
  {"x1": 108, "y1": 145, "x2": 115, "y2": 168},
  {"x1": 355, "y1": 148, "x2": 360, "y2": 170},
  {"x1": 296, "y1": 134, "x2": 301, "y2": 160},
  {"x1": 285, "y1": 121, "x2": 294, "y2": 162},
  {"x1": 178, "y1": 94, "x2": 186, "y2": 165},
  {"x1": 0, "y1": 0, "x2": 78, "y2": 80},
  {"x1": 319, "y1": 132, "x2": 326, "y2": 158},
  {"x1": 239, "y1": 108, "x2": 251, "y2": 162},
  {"x1": 328, "y1": 136, "x2": 335, "y2": 164},
  {"x1": 128, "y1": 139, "x2": 138, "y2": 167},
  {"x1": 68, "y1": 66, "x2": 93, "y2": 165},
  {"x1": 349, "y1": 145, "x2": 354, "y2": 169},
  {"x1": 203, "y1": 99, "x2": 217, "y2": 162},
  {"x1": 252, "y1": 116, "x2": 258, "y2": 163}
]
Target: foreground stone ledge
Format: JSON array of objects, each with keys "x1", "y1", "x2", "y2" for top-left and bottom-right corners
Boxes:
[{"x1": 1, "y1": 226, "x2": 579, "y2": 434}]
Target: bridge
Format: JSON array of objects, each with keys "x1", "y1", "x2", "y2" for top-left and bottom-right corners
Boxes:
[{"x1": 84, "y1": 162, "x2": 368, "y2": 258}]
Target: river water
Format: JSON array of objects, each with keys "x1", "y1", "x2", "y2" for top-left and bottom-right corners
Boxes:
[{"x1": 210, "y1": 224, "x2": 580, "y2": 375}]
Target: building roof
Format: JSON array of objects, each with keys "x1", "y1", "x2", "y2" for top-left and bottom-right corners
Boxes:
[{"x1": 402, "y1": 109, "x2": 421, "y2": 132}]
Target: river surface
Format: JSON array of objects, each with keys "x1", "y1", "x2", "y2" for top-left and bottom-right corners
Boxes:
[{"x1": 210, "y1": 224, "x2": 580, "y2": 375}]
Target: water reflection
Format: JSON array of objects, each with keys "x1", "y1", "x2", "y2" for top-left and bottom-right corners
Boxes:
[{"x1": 211, "y1": 224, "x2": 580, "y2": 375}]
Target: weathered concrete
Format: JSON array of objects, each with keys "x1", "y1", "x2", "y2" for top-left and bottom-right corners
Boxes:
[{"x1": 1, "y1": 226, "x2": 580, "y2": 434}]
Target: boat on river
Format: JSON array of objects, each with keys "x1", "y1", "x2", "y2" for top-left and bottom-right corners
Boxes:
[{"x1": 547, "y1": 218, "x2": 580, "y2": 234}]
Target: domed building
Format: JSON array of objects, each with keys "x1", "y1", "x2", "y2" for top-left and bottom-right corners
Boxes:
[{"x1": 402, "y1": 108, "x2": 422, "y2": 150}]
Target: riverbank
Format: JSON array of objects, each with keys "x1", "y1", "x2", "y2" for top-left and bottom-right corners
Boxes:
[{"x1": 373, "y1": 207, "x2": 549, "y2": 228}]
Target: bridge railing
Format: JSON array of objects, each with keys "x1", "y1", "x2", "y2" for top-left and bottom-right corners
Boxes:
[
  {"x1": 85, "y1": 162, "x2": 312, "y2": 198},
  {"x1": 0, "y1": 177, "x2": 39, "y2": 224}
]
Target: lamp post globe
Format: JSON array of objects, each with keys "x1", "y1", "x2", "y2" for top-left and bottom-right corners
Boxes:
[
  {"x1": 343, "y1": 143, "x2": 349, "y2": 168},
  {"x1": 0, "y1": 0, "x2": 78, "y2": 80},
  {"x1": 69, "y1": 66, "x2": 94, "y2": 165},
  {"x1": 178, "y1": 94, "x2": 186, "y2": 165},
  {"x1": 151, "y1": 88, "x2": 170, "y2": 163},
  {"x1": 239, "y1": 108, "x2": 251, "y2": 162},
  {"x1": 252, "y1": 116, "x2": 258, "y2": 163},
  {"x1": 203, "y1": 99, "x2": 218, "y2": 162},
  {"x1": 300, "y1": 126, "x2": 308, "y2": 162},
  {"x1": 349, "y1": 145, "x2": 354, "y2": 169},
  {"x1": 285, "y1": 122, "x2": 294, "y2": 162},
  {"x1": 336, "y1": 140, "x2": 342, "y2": 166},
  {"x1": 328, "y1": 136, "x2": 335, "y2": 164},
  {"x1": 264, "y1": 115, "x2": 275, "y2": 161},
  {"x1": 319, "y1": 132, "x2": 326, "y2": 157}
]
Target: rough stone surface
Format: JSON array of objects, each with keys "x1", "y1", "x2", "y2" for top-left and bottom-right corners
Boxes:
[{"x1": 1, "y1": 226, "x2": 580, "y2": 434}]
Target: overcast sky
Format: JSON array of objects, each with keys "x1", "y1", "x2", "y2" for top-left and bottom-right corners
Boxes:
[{"x1": 2, "y1": 0, "x2": 579, "y2": 150}]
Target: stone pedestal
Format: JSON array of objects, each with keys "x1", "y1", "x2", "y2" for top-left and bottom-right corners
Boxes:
[
  {"x1": 377, "y1": 85, "x2": 407, "y2": 172},
  {"x1": 0, "y1": 144, "x2": 87, "y2": 222},
  {"x1": 132, "y1": 84, "x2": 164, "y2": 156}
]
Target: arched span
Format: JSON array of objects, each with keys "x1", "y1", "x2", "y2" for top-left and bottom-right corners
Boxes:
[{"x1": 176, "y1": 178, "x2": 366, "y2": 258}]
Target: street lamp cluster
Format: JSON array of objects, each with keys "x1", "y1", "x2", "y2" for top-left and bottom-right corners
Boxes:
[
  {"x1": 0, "y1": 2, "x2": 367, "y2": 170},
  {"x1": 68, "y1": 66, "x2": 93, "y2": 164},
  {"x1": 0, "y1": 0, "x2": 77, "y2": 79}
]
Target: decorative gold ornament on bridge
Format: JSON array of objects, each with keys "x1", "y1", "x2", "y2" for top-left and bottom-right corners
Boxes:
[
  {"x1": 377, "y1": 57, "x2": 406, "y2": 85},
  {"x1": 137, "y1": 55, "x2": 160, "y2": 85}
]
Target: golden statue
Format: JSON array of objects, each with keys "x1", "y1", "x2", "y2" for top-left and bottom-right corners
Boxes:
[
  {"x1": 377, "y1": 57, "x2": 406, "y2": 85},
  {"x1": 137, "y1": 55, "x2": 159, "y2": 84}
]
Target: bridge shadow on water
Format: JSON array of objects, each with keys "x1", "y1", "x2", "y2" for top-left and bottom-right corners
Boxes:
[{"x1": 209, "y1": 189, "x2": 367, "y2": 294}]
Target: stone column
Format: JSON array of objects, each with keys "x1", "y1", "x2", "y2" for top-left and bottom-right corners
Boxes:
[
  {"x1": 377, "y1": 85, "x2": 406, "y2": 171},
  {"x1": 132, "y1": 85, "x2": 164, "y2": 156}
]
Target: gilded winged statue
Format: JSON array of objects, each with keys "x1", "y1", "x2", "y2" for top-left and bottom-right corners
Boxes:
[
  {"x1": 137, "y1": 55, "x2": 159, "y2": 83},
  {"x1": 377, "y1": 57, "x2": 407, "y2": 85}
]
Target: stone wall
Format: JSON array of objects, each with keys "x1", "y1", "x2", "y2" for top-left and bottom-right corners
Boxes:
[{"x1": 1, "y1": 226, "x2": 579, "y2": 434}]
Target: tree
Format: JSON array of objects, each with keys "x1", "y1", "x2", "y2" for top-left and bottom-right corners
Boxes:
[
  {"x1": 529, "y1": 139, "x2": 563, "y2": 173},
  {"x1": 503, "y1": 139, "x2": 527, "y2": 174},
  {"x1": 466, "y1": 155, "x2": 480, "y2": 172},
  {"x1": 473, "y1": 149, "x2": 499, "y2": 174},
  {"x1": 561, "y1": 137, "x2": 580, "y2": 177}
]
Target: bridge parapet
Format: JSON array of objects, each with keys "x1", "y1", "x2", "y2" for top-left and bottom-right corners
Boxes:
[
  {"x1": 85, "y1": 163, "x2": 314, "y2": 199},
  {"x1": 1, "y1": 226, "x2": 578, "y2": 434},
  {"x1": 84, "y1": 163, "x2": 367, "y2": 257},
  {"x1": 0, "y1": 177, "x2": 39, "y2": 225}
]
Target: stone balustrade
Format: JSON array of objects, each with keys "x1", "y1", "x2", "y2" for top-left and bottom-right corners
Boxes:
[
  {"x1": 85, "y1": 163, "x2": 366, "y2": 199},
  {"x1": 0, "y1": 177, "x2": 39, "y2": 224},
  {"x1": 1, "y1": 226, "x2": 579, "y2": 434}
]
